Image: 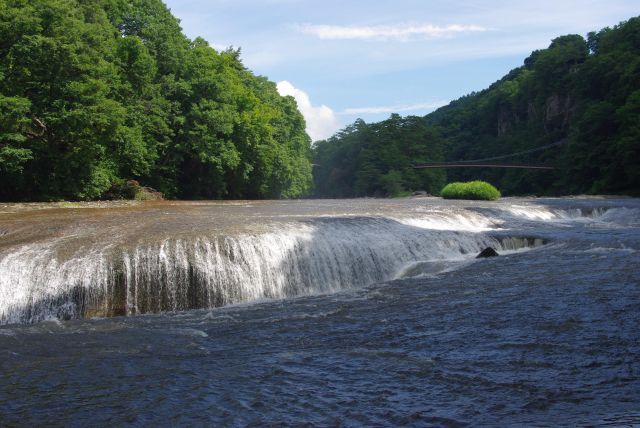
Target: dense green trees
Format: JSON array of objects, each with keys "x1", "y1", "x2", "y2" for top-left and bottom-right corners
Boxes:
[
  {"x1": 0, "y1": 0, "x2": 311, "y2": 201},
  {"x1": 315, "y1": 17, "x2": 640, "y2": 197},
  {"x1": 313, "y1": 115, "x2": 445, "y2": 197},
  {"x1": 2, "y1": 3, "x2": 637, "y2": 200},
  {"x1": 429, "y1": 17, "x2": 640, "y2": 196}
]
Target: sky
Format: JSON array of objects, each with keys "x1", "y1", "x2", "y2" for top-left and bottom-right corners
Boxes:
[{"x1": 163, "y1": 0, "x2": 638, "y2": 141}]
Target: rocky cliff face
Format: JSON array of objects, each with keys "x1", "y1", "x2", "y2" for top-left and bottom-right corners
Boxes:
[
  {"x1": 496, "y1": 93, "x2": 574, "y2": 138},
  {"x1": 543, "y1": 94, "x2": 573, "y2": 134}
]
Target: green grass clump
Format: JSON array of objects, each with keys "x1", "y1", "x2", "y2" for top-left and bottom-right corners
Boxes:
[{"x1": 440, "y1": 181, "x2": 501, "y2": 201}]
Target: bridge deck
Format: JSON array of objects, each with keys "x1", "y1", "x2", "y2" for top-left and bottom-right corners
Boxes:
[{"x1": 413, "y1": 162, "x2": 554, "y2": 170}]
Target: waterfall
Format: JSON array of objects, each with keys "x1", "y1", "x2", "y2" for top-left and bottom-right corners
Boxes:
[{"x1": 0, "y1": 208, "x2": 549, "y2": 325}]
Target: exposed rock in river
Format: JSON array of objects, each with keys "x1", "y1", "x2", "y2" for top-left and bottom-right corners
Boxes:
[{"x1": 477, "y1": 247, "x2": 499, "y2": 258}]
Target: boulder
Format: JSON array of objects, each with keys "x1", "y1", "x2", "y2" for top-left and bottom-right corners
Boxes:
[{"x1": 476, "y1": 247, "x2": 499, "y2": 258}]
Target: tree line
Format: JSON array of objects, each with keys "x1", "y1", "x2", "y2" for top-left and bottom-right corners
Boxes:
[
  {"x1": 313, "y1": 17, "x2": 640, "y2": 197},
  {"x1": 1, "y1": 2, "x2": 638, "y2": 201},
  {"x1": 313, "y1": 115, "x2": 446, "y2": 197},
  {"x1": 0, "y1": 0, "x2": 312, "y2": 201}
]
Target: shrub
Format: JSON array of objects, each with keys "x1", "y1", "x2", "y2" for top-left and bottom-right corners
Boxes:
[
  {"x1": 102, "y1": 180, "x2": 163, "y2": 201},
  {"x1": 379, "y1": 170, "x2": 404, "y2": 197},
  {"x1": 440, "y1": 181, "x2": 501, "y2": 201},
  {"x1": 134, "y1": 186, "x2": 164, "y2": 201}
]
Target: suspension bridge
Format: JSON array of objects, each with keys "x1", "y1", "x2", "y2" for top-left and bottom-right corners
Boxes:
[{"x1": 413, "y1": 139, "x2": 565, "y2": 170}]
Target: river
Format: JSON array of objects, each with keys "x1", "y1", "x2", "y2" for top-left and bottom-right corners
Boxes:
[{"x1": 0, "y1": 197, "x2": 639, "y2": 426}]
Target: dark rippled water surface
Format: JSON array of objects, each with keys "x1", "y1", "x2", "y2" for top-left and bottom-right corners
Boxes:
[{"x1": 1, "y1": 198, "x2": 639, "y2": 426}]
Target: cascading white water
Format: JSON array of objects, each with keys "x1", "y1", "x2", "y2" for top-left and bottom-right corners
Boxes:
[
  {"x1": 11, "y1": 200, "x2": 624, "y2": 325},
  {"x1": 500, "y1": 205, "x2": 613, "y2": 221},
  {"x1": 0, "y1": 241, "x2": 120, "y2": 323},
  {"x1": 0, "y1": 211, "x2": 534, "y2": 325}
]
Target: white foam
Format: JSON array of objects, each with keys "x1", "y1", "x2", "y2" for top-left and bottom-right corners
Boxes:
[
  {"x1": 583, "y1": 246, "x2": 636, "y2": 254},
  {"x1": 498, "y1": 205, "x2": 638, "y2": 227},
  {"x1": 0, "y1": 217, "x2": 502, "y2": 324},
  {"x1": 396, "y1": 211, "x2": 500, "y2": 232},
  {"x1": 173, "y1": 328, "x2": 208, "y2": 338}
]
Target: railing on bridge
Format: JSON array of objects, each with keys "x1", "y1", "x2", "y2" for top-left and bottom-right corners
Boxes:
[
  {"x1": 412, "y1": 139, "x2": 566, "y2": 170},
  {"x1": 413, "y1": 162, "x2": 554, "y2": 170}
]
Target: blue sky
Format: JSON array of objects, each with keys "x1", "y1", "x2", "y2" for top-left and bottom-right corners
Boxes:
[{"x1": 163, "y1": 0, "x2": 638, "y2": 141}]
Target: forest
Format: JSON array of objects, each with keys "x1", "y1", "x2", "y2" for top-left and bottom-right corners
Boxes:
[
  {"x1": 1, "y1": 2, "x2": 638, "y2": 201},
  {"x1": 0, "y1": 0, "x2": 312, "y2": 201},
  {"x1": 313, "y1": 17, "x2": 640, "y2": 197},
  {"x1": 313, "y1": 115, "x2": 446, "y2": 198}
]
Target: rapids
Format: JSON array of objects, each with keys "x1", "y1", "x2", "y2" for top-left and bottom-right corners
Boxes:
[
  {"x1": 1, "y1": 197, "x2": 639, "y2": 426},
  {"x1": 0, "y1": 198, "x2": 548, "y2": 325}
]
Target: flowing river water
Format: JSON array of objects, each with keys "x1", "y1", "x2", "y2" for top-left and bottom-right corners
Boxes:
[{"x1": 0, "y1": 197, "x2": 638, "y2": 426}]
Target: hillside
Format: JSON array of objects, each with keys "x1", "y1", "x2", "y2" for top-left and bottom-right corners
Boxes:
[
  {"x1": 313, "y1": 17, "x2": 640, "y2": 197},
  {"x1": 0, "y1": 0, "x2": 312, "y2": 201}
]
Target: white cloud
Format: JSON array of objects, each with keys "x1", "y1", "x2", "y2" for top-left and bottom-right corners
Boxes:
[
  {"x1": 277, "y1": 80, "x2": 341, "y2": 141},
  {"x1": 297, "y1": 23, "x2": 488, "y2": 41},
  {"x1": 342, "y1": 101, "x2": 448, "y2": 115}
]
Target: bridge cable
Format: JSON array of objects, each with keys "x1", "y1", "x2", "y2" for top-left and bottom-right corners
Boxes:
[{"x1": 451, "y1": 139, "x2": 567, "y2": 164}]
